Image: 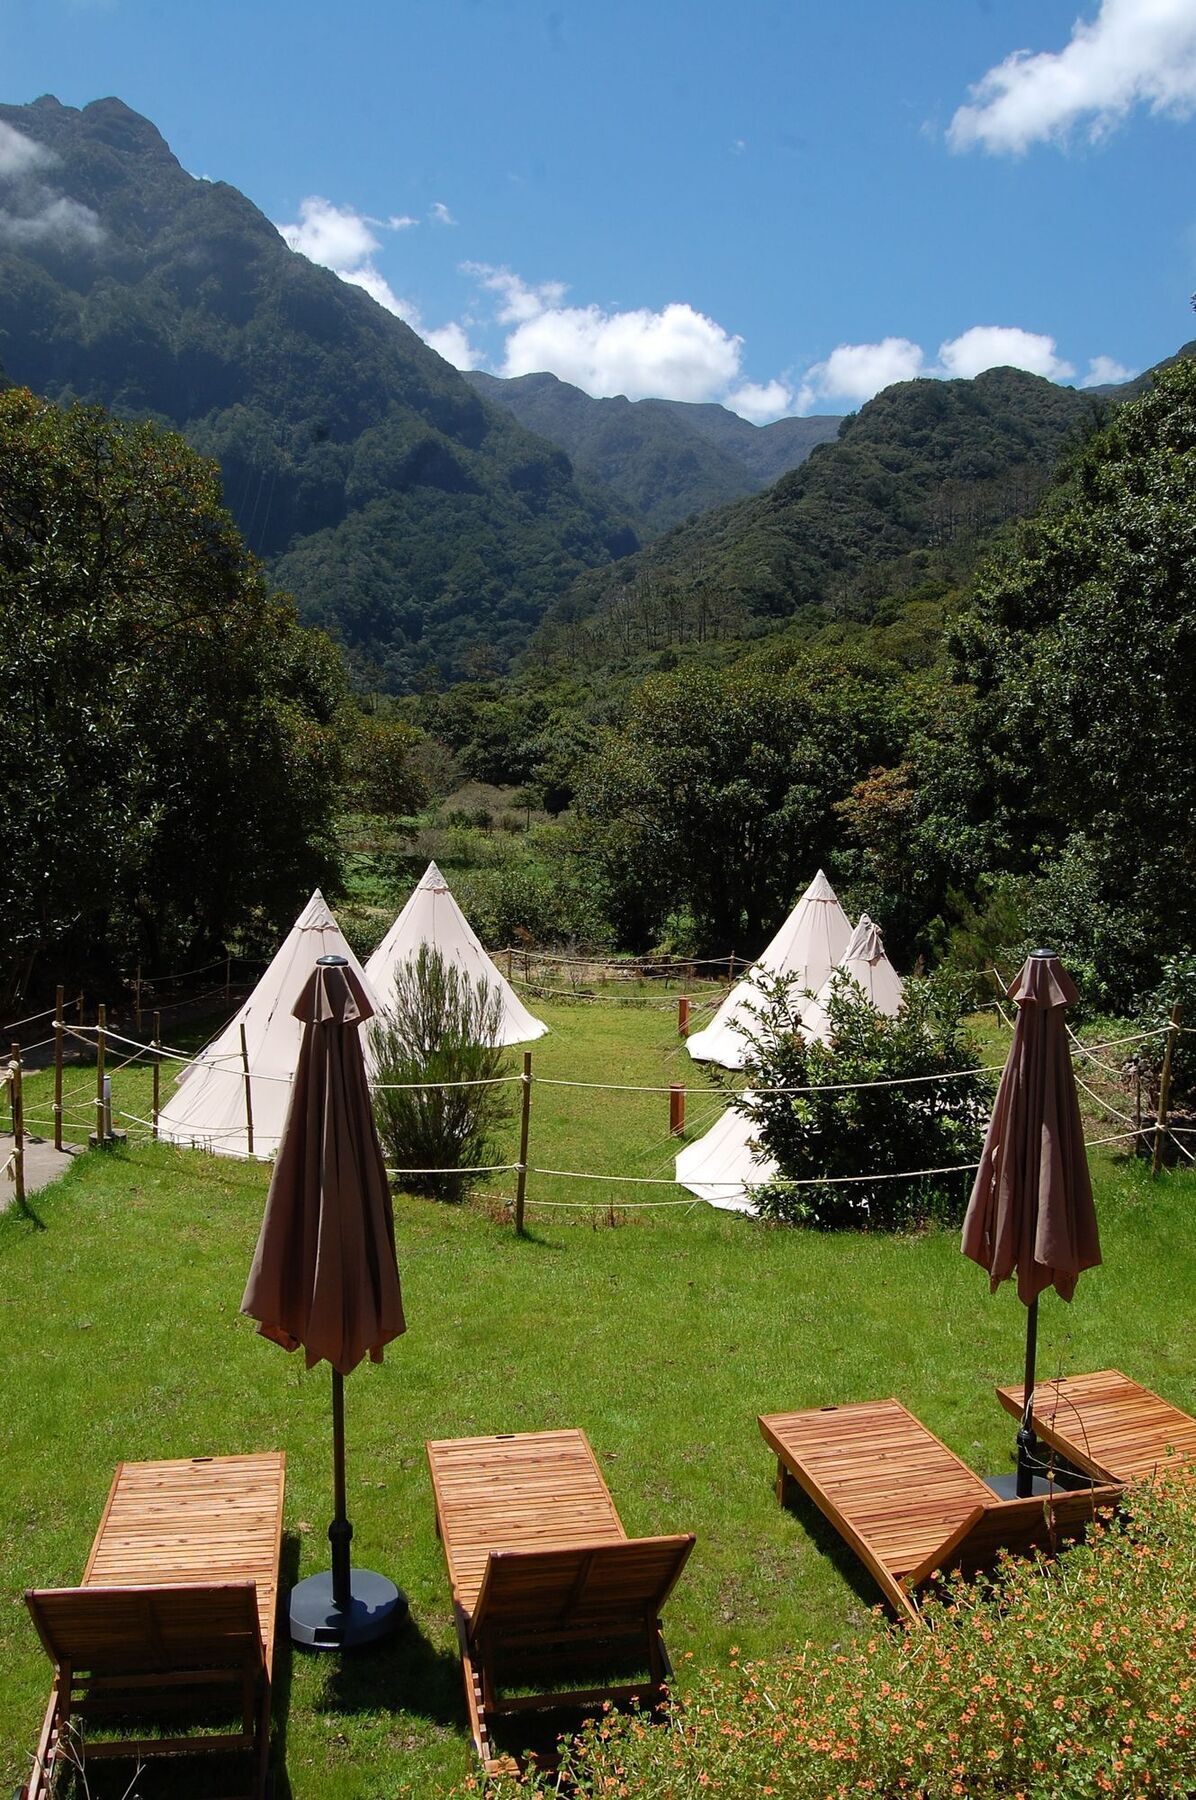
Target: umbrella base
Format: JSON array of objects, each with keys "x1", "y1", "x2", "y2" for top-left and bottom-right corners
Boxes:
[
  {"x1": 983, "y1": 1472, "x2": 1056, "y2": 1500},
  {"x1": 289, "y1": 1568, "x2": 406, "y2": 1649}
]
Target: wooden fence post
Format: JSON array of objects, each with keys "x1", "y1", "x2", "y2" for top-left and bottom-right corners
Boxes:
[
  {"x1": 514, "y1": 1051, "x2": 533, "y2": 1235},
  {"x1": 53, "y1": 985, "x2": 64, "y2": 1153},
  {"x1": 1151, "y1": 1004, "x2": 1182, "y2": 1178},
  {"x1": 152, "y1": 1010, "x2": 162, "y2": 1141},
  {"x1": 677, "y1": 995, "x2": 690, "y2": 1038},
  {"x1": 239, "y1": 1022, "x2": 254, "y2": 1158},
  {"x1": 9, "y1": 1042, "x2": 24, "y2": 1214},
  {"x1": 92, "y1": 1003, "x2": 108, "y2": 1147},
  {"x1": 669, "y1": 1083, "x2": 686, "y2": 1137},
  {"x1": 134, "y1": 961, "x2": 143, "y2": 1039},
  {"x1": 505, "y1": 947, "x2": 514, "y2": 981},
  {"x1": 726, "y1": 952, "x2": 735, "y2": 982}
]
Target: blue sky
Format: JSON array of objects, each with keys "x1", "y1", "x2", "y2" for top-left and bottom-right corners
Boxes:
[{"x1": 2, "y1": 0, "x2": 1195, "y2": 419}]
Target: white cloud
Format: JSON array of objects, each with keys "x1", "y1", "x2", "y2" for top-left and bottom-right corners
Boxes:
[
  {"x1": 501, "y1": 298, "x2": 744, "y2": 402},
  {"x1": 423, "y1": 320, "x2": 483, "y2": 369},
  {"x1": 797, "y1": 337, "x2": 926, "y2": 411},
  {"x1": 463, "y1": 263, "x2": 568, "y2": 324},
  {"x1": 0, "y1": 121, "x2": 54, "y2": 179},
  {"x1": 1080, "y1": 353, "x2": 1137, "y2": 387},
  {"x1": 429, "y1": 201, "x2": 456, "y2": 225},
  {"x1": 938, "y1": 324, "x2": 1074, "y2": 381},
  {"x1": 0, "y1": 194, "x2": 104, "y2": 248},
  {"x1": 726, "y1": 379, "x2": 794, "y2": 423},
  {"x1": 949, "y1": 0, "x2": 1196, "y2": 154}
]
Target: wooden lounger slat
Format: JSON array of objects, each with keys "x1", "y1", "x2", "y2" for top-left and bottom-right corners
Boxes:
[
  {"x1": 761, "y1": 1398, "x2": 1117, "y2": 1622},
  {"x1": 427, "y1": 1428, "x2": 693, "y2": 1775},
  {"x1": 21, "y1": 1452, "x2": 284, "y2": 1800},
  {"x1": 996, "y1": 1369, "x2": 1196, "y2": 1483}
]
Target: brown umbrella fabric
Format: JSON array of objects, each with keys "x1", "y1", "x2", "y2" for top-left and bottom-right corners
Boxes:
[
  {"x1": 242, "y1": 958, "x2": 405, "y2": 1375},
  {"x1": 962, "y1": 951, "x2": 1101, "y2": 1306}
]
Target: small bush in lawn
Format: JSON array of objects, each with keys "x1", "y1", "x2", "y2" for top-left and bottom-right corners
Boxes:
[
  {"x1": 477, "y1": 1473, "x2": 1196, "y2": 1800},
  {"x1": 371, "y1": 945, "x2": 512, "y2": 1201},
  {"x1": 736, "y1": 971, "x2": 993, "y2": 1230}
]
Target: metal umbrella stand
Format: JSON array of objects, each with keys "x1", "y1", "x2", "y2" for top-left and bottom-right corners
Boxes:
[
  {"x1": 961, "y1": 949, "x2": 1102, "y2": 1500},
  {"x1": 242, "y1": 953, "x2": 408, "y2": 1649}
]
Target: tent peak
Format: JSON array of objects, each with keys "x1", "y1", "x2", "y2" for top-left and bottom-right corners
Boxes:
[
  {"x1": 802, "y1": 870, "x2": 839, "y2": 904},
  {"x1": 418, "y1": 861, "x2": 449, "y2": 892}
]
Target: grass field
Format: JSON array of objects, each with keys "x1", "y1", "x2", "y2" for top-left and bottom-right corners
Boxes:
[{"x1": 2, "y1": 996, "x2": 1193, "y2": 1797}]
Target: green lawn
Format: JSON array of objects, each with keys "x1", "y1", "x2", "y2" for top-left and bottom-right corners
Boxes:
[{"x1": 2, "y1": 998, "x2": 1193, "y2": 1797}]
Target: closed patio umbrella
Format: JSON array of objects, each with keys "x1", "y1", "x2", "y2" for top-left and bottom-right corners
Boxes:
[
  {"x1": 961, "y1": 950, "x2": 1101, "y2": 1497},
  {"x1": 242, "y1": 953, "x2": 406, "y2": 1647}
]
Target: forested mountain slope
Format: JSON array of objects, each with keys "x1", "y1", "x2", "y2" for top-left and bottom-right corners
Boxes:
[
  {"x1": 540, "y1": 367, "x2": 1107, "y2": 659},
  {"x1": 466, "y1": 368, "x2": 840, "y2": 535},
  {"x1": 0, "y1": 94, "x2": 636, "y2": 687}
]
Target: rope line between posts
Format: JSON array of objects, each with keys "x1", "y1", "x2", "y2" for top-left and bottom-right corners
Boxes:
[{"x1": 0, "y1": 1004, "x2": 57, "y2": 1034}]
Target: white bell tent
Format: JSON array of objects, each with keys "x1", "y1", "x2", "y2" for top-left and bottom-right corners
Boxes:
[
  {"x1": 674, "y1": 1100, "x2": 777, "y2": 1213},
  {"x1": 686, "y1": 870, "x2": 853, "y2": 1071},
  {"x1": 365, "y1": 862, "x2": 547, "y2": 1049},
  {"x1": 800, "y1": 913, "x2": 904, "y2": 1044},
  {"x1": 157, "y1": 889, "x2": 377, "y2": 1160}
]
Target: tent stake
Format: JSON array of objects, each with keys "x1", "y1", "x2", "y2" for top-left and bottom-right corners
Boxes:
[{"x1": 9, "y1": 1041, "x2": 25, "y2": 1214}]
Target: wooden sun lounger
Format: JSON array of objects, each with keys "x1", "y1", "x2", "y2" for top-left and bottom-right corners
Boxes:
[
  {"x1": 760, "y1": 1399, "x2": 1118, "y2": 1622},
  {"x1": 21, "y1": 1451, "x2": 286, "y2": 1800},
  {"x1": 427, "y1": 1428, "x2": 694, "y2": 1774},
  {"x1": 997, "y1": 1368, "x2": 1196, "y2": 1484}
]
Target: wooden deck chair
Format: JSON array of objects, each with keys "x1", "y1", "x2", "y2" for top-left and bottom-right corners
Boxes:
[
  {"x1": 20, "y1": 1452, "x2": 285, "y2": 1800},
  {"x1": 997, "y1": 1368, "x2": 1196, "y2": 1484},
  {"x1": 427, "y1": 1429, "x2": 694, "y2": 1774},
  {"x1": 759, "y1": 1399, "x2": 1118, "y2": 1623}
]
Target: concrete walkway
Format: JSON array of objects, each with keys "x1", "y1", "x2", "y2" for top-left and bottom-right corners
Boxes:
[{"x1": 0, "y1": 1131, "x2": 80, "y2": 1211}]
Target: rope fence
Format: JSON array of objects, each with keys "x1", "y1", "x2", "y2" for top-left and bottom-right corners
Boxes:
[{"x1": 11, "y1": 994, "x2": 1191, "y2": 1225}]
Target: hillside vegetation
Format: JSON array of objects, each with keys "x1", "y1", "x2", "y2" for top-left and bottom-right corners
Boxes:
[
  {"x1": 0, "y1": 94, "x2": 636, "y2": 687},
  {"x1": 467, "y1": 368, "x2": 840, "y2": 535},
  {"x1": 540, "y1": 366, "x2": 1106, "y2": 665}
]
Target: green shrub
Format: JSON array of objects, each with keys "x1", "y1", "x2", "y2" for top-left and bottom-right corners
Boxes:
[
  {"x1": 370, "y1": 945, "x2": 513, "y2": 1201},
  {"x1": 737, "y1": 972, "x2": 992, "y2": 1230},
  {"x1": 482, "y1": 1473, "x2": 1196, "y2": 1800}
]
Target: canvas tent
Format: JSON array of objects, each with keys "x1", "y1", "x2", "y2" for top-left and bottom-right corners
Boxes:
[
  {"x1": 686, "y1": 871, "x2": 853, "y2": 1071},
  {"x1": 157, "y1": 890, "x2": 378, "y2": 1161},
  {"x1": 675, "y1": 1100, "x2": 777, "y2": 1213},
  {"x1": 800, "y1": 913, "x2": 903, "y2": 1044},
  {"x1": 365, "y1": 862, "x2": 547, "y2": 1049}
]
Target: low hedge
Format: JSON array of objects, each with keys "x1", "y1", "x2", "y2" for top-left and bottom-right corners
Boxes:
[{"x1": 475, "y1": 1474, "x2": 1196, "y2": 1799}]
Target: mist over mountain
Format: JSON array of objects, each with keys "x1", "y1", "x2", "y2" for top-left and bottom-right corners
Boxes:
[
  {"x1": 0, "y1": 94, "x2": 637, "y2": 687},
  {"x1": 465, "y1": 368, "x2": 840, "y2": 536}
]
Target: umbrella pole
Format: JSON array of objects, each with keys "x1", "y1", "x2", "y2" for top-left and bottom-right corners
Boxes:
[
  {"x1": 1015, "y1": 1296, "x2": 1039, "y2": 1497},
  {"x1": 330, "y1": 1367, "x2": 353, "y2": 1613}
]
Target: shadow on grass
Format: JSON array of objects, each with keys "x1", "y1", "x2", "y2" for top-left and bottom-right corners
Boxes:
[
  {"x1": 268, "y1": 1532, "x2": 302, "y2": 1800},
  {"x1": 315, "y1": 1607, "x2": 465, "y2": 1731},
  {"x1": 780, "y1": 1482, "x2": 895, "y2": 1619}
]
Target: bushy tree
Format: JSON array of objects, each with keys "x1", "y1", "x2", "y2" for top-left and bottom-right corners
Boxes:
[
  {"x1": 370, "y1": 946, "x2": 513, "y2": 1201},
  {"x1": 0, "y1": 388, "x2": 345, "y2": 996},
  {"x1": 939, "y1": 359, "x2": 1196, "y2": 1008},
  {"x1": 734, "y1": 971, "x2": 992, "y2": 1230},
  {"x1": 572, "y1": 651, "x2": 907, "y2": 950}
]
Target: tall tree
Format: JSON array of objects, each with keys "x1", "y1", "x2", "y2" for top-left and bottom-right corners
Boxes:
[
  {"x1": 940, "y1": 359, "x2": 1196, "y2": 1005},
  {"x1": 0, "y1": 388, "x2": 345, "y2": 994}
]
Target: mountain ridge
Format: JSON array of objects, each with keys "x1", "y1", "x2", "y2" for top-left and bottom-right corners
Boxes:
[
  {"x1": 465, "y1": 367, "x2": 841, "y2": 535},
  {"x1": 0, "y1": 94, "x2": 638, "y2": 688}
]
